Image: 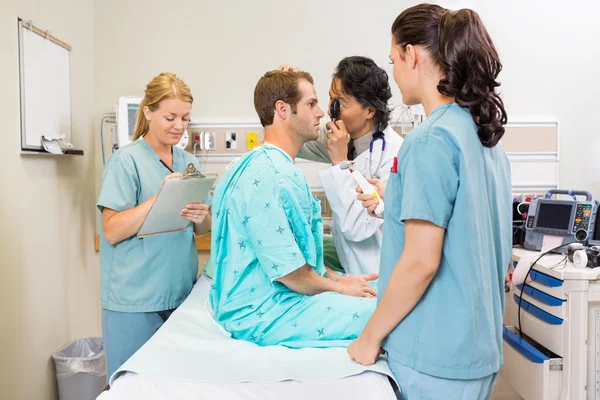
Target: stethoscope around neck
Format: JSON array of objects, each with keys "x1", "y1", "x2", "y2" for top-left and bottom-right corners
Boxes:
[{"x1": 367, "y1": 127, "x2": 386, "y2": 179}]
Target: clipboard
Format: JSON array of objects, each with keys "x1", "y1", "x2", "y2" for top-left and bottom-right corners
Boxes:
[{"x1": 137, "y1": 164, "x2": 217, "y2": 238}]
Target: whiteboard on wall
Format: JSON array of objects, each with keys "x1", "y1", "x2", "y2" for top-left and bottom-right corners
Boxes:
[{"x1": 18, "y1": 18, "x2": 79, "y2": 154}]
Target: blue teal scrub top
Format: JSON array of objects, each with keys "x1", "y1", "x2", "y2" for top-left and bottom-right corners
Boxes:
[
  {"x1": 97, "y1": 137, "x2": 211, "y2": 313},
  {"x1": 379, "y1": 103, "x2": 512, "y2": 379}
]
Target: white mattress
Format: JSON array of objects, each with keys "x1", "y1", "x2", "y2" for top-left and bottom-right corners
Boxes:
[
  {"x1": 97, "y1": 275, "x2": 398, "y2": 400},
  {"x1": 99, "y1": 370, "x2": 397, "y2": 400}
]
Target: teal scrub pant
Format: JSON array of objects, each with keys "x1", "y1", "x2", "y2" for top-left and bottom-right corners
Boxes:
[
  {"x1": 101, "y1": 308, "x2": 173, "y2": 383},
  {"x1": 388, "y1": 358, "x2": 497, "y2": 400}
]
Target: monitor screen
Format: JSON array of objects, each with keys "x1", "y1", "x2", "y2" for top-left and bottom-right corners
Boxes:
[
  {"x1": 127, "y1": 104, "x2": 138, "y2": 140},
  {"x1": 592, "y1": 210, "x2": 600, "y2": 243},
  {"x1": 535, "y1": 202, "x2": 573, "y2": 231}
]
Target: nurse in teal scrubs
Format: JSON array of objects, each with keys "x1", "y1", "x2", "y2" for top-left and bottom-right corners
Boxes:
[
  {"x1": 97, "y1": 73, "x2": 212, "y2": 381},
  {"x1": 348, "y1": 5, "x2": 512, "y2": 399}
]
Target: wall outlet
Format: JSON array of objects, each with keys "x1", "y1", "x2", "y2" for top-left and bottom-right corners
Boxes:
[
  {"x1": 246, "y1": 132, "x2": 258, "y2": 149},
  {"x1": 225, "y1": 131, "x2": 237, "y2": 150},
  {"x1": 201, "y1": 131, "x2": 216, "y2": 150}
]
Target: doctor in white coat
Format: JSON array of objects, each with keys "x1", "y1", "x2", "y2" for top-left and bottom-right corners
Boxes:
[{"x1": 288, "y1": 57, "x2": 404, "y2": 276}]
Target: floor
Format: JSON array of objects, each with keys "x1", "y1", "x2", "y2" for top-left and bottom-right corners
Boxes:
[{"x1": 490, "y1": 374, "x2": 523, "y2": 400}]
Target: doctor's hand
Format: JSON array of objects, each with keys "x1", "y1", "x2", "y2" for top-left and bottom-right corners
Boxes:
[
  {"x1": 356, "y1": 178, "x2": 386, "y2": 218},
  {"x1": 181, "y1": 203, "x2": 210, "y2": 224},
  {"x1": 325, "y1": 120, "x2": 350, "y2": 166},
  {"x1": 348, "y1": 334, "x2": 385, "y2": 366},
  {"x1": 277, "y1": 64, "x2": 301, "y2": 72},
  {"x1": 337, "y1": 275, "x2": 377, "y2": 298}
]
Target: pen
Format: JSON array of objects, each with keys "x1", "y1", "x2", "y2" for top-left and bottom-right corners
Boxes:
[{"x1": 159, "y1": 159, "x2": 174, "y2": 174}]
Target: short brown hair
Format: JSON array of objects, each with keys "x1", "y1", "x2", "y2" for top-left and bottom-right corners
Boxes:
[{"x1": 253, "y1": 71, "x2": 314, "y2": 127}]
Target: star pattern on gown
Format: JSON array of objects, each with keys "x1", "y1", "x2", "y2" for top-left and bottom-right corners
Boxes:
[
  {"x1": 317, "y1": 329, "x2": 325, "y2": 337},
  {"x1": 272, "y1": 263, "x2": 279, "y2": 272},
  {"x1": 238, "y1": 240, "x2": 246, "y2": 249},
  {"x1": 352, "y1": 312, "x2": 359, "y2": 319},
  {"x1": 276, "y1": 226, "x2": 285, "y2": 235},
  {"x1": 253, "y1": 179, "x2": 260, "y2": 187}
]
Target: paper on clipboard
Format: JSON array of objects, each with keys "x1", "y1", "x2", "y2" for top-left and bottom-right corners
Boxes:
[{"x1": 137, "y1": 165, "x2": 217, "y2": 237}]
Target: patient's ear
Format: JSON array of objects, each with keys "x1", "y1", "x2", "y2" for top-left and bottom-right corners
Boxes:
[{"x1": 274, "y1": 100, "x2": 289, "y2": 121}]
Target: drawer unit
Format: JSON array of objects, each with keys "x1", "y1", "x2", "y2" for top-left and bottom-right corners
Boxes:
[
  {"x1": 506, "y1": 293, "x2": 565, "y2": 356},
  {"x1": 500, "y1": 325, "x2": 562, "y2": 400}
]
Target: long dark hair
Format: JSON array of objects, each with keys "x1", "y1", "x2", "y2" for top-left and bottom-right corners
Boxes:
[
  {"x1": 392, "y1": 4, "x2": 507, "y2": 147},
  {"x1": 332, "y1": 56, "x2": 392, "y2": 130}
]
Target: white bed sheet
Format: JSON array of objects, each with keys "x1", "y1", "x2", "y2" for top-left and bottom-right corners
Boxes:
[
  {"x1": 98, "y1": 370, "x2": 397, "y2": 400},
  {"x1": 98, "y1": 275, "x2": 399, "y2": 399}
]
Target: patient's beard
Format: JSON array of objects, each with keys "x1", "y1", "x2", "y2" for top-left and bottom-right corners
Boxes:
[{"x1": 290, "y1": 114, "x2": 319, "y2": 143}]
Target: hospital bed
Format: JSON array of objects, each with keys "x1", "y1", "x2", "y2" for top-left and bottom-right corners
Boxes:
[{"x1": 97, "y1": 275, "x2": 399, "y2": 400}]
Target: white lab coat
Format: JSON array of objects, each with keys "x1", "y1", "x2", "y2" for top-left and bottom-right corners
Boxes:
[{"x1": 297, "y1": 125, "x2": 404, "y2": 275}]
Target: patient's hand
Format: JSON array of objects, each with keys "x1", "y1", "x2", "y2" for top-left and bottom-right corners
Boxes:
[{"x1": 338, "y1": 275, "x2": 377, "y2": 298}]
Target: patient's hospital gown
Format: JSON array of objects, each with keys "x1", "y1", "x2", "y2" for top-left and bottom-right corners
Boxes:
[{"x1": 209, "y1": 143, "x2": 376, "y2": 348}]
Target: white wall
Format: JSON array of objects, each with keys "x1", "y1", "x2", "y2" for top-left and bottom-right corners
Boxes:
[
  {"x1": 94, "y1": 0, "x2": 600, "y2": 197},
  {"x1": 0, "y1": 0, "x2": 100, "y2": 399}
]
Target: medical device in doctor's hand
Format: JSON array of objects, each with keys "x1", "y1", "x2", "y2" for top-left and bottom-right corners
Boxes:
[
  {"x1": 329, "y1": 99, "x2": 341, "y2": 122},
  {"x1": 340, "y1": 162, "x2": 384, "y2": 218}
]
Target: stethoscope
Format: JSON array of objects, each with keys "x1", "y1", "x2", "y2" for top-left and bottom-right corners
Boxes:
[{"x1": 368, "y1": 130, "x2": 386, "y2": 179}]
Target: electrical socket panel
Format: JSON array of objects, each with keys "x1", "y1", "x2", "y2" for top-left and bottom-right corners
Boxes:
[
  {"x1": 225, "y1": 131, "x2": 237, "y2": 151},
  {"x1": 192, "y1": 131, "x2": 216, "y2": 151},
  {"x1": 247, "y1": 132, "x2": 258, "y2": 149},
  {"x1": 204, "y1": 132, "x2": 216, "y2": 150},
  {"x1": 186, "y1": 126, "x2": 264, "y2": 154}
]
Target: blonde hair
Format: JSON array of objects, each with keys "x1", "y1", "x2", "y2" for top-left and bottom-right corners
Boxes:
[{"x1": 132, "y1": 72, "x2": 194, "y2": 140}]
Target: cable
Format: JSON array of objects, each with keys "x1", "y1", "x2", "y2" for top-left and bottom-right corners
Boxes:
[
  {"x1": 389, "y1": 104, "x2": 414, "y2": 135},
  {"x1": 517, "y1": 241, "x2": 575, "y2": 339},
  {"x1": 549, "y1": 256, "x2": 568, "y2": 270},
  {"x1": 516, "y1": 202, "x2": 530, "y2": 216},
  {"x1": 100, "y1": 113, "x2": 116, "y2": 165}
]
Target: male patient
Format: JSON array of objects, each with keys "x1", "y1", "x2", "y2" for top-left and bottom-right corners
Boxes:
[{"x1": 209, "y1": 70, "x2": 377, "y2": 348}]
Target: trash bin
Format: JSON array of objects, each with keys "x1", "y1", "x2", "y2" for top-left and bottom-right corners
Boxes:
[{"x1": 52, "y1": 337, "x2": 106, "y2": 400}]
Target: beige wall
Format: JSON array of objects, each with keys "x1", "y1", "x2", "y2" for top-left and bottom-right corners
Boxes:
[
  {"x1": 93, "y1": 0, "x2": 600, "y2": 198},
  {"x1": 0, "y1": 0, "x2": 99, "y2": 399}
]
